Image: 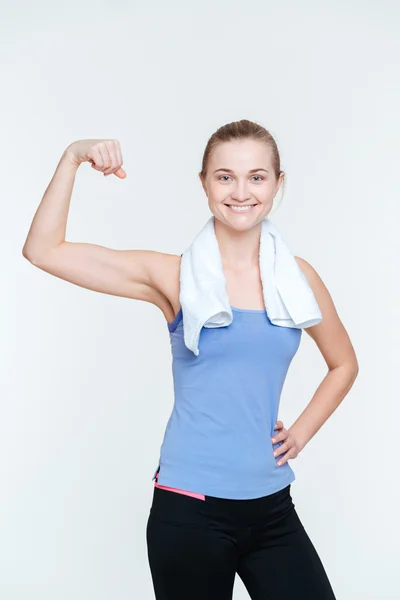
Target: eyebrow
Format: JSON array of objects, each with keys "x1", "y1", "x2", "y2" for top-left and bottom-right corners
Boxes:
[{"x1": 212, "y1": 168, "x2": 269, "y2": 174}]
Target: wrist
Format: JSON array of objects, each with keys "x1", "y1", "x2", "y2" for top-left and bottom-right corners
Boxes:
[
  {"x1": 288, "y1": 428, "x2": 307, "y2": 453},
  {"x1": 61, "y1": 147, "x2": 81, "y2": 169}
]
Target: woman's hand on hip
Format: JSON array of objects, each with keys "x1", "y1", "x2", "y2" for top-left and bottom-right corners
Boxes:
[{"x1": 271, "y1": 421, "x2": 301, "y2": 466}]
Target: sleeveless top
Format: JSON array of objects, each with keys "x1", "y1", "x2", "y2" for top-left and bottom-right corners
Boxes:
[{"x1": 151, "y1": 305, "x2": 302, "y2": 500}]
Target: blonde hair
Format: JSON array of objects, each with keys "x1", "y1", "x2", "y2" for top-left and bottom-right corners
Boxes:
[{"x1": 199, "y1": 119, "x2": 285, "y2": 208}]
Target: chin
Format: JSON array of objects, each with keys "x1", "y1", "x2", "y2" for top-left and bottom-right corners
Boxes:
[{"x1": 220, "y1": 217, "x2": 263, "y2": 233}]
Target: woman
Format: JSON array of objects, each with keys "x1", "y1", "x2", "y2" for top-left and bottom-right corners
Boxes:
[{"x1": 22, "y1": 120, "x2": 359, "y2": 599}]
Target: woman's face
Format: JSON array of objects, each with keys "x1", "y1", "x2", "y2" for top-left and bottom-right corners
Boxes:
[{"x1": 200, "y1": 139, "x2": 284, "y2": 230}]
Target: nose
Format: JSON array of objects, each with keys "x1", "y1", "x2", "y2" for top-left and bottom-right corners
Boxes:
[{"x1": 229, "y1": 181, "x2": 252, "y2": 202}]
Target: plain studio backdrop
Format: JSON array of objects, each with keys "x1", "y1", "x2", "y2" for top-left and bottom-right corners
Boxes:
[{"x1": 2, "y1": 1, "x2": 399, "y2": 598}]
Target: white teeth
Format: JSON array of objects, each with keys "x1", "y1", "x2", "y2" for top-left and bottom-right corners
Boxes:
[{"x1": 226, "y1": 205, "x2": 256, "y2": 211}]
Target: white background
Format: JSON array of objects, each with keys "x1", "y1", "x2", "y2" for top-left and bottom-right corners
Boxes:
[{"x1": 2, "y1": 1, "x2": 399, "y2": 598}]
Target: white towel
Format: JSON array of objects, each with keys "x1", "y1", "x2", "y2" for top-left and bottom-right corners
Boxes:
[{"x1": 179, "y1": 215, "x2": 322, "y2": 356}]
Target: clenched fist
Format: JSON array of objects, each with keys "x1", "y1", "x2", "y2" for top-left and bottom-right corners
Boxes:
[{"x1": 65, "y1": 139, "x2": 127, "y2": 179}]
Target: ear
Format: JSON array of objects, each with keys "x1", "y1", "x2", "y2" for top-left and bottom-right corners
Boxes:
[{"x1": 275, "y1": 171, "x2": 285, "y2": 194}]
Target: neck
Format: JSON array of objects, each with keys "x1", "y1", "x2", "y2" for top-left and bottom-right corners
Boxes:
[{"x1": 213, "y1": 216, "x2": 263, "y2": 270}]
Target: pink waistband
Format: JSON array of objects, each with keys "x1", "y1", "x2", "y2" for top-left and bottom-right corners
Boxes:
[{"x1": 154, "y1": 480, "x2": 205, "y2": 501}]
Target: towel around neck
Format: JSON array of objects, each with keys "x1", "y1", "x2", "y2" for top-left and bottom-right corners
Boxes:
[{"x1": 179, "y1": 215, "x2": 322, "y2": 356}]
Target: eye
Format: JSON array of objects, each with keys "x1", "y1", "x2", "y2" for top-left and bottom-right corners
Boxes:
[{"x1": 218, "y1": 175, "x2": 265, "y2": 182}]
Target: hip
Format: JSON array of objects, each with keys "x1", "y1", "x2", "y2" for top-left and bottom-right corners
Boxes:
[{"x1": 148, "y1": 481, "x2": 296, "y2": 531}]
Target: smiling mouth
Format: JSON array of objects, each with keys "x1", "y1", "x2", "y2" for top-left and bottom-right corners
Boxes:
[{"x1": 224, "y1": 204, "x2": 258, "y2": 210}]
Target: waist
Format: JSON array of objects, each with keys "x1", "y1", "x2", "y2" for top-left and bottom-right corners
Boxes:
[
  {"x1": 154, "y1": 477, "x2": 206, "y2": 501},
  {"x1": 155, "y1": 404, "x2": 292, "y2": 499},
  {"x1": 150, "y1": 482, "x2": 295, "y2": 527},
  {"x1": 153, "y1": 446, "x2": 295, "y2": 500}
]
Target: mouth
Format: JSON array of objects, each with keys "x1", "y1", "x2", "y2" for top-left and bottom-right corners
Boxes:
[{"x1": 224, "y1": 204, "x2": 258, "y2": 212}]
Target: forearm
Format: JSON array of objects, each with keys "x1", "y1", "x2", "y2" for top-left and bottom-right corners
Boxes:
[
  {"x1": 22, "y1": 149, "x2": 79, "y2": 262},
  {"x1": 288, "y1": 362, "x2": 359, "y2": 452}
]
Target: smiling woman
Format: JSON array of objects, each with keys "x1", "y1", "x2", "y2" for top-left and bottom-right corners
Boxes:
[{"x1": 22, "y1": 120, "x2": 356, "y2": 600}]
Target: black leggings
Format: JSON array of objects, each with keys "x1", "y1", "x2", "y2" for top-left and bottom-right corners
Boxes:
[{"x1": 146, "y1": 484, "x2": 336, "y2": 599}]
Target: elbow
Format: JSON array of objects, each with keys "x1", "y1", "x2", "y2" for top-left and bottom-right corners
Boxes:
[
  {"x1": 22, "y1": 245, "x2": 36, "y2": 264},
  {"x1": 22, "y1": 246, "x2": 33, "y2": 262},
  {"x1": 345, "y1": 358, "x2": 360, "y2": 389},
  {"x1": 351, "y1": 352, "x2": 360, "y2": 378},
  {"x1": 351, "y1": 360, "x2": 360, "y2": 382},
  {"x1": 329, "y1": 358, "x2": 359, "y2": 389},
  {"x1": 344, "y1": 348, "x2": 360, "y2": 383},
  {"x1": 22, "y1": 245, "x2": 44, "y2": 266}
]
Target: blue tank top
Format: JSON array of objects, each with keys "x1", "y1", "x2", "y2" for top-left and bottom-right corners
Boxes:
[{"x1": 152, "y1": 305, "x2": 302, "y2": 499}]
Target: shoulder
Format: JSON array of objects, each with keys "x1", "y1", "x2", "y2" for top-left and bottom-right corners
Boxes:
[
  {"x1": 294, "y1": 256, "x2": 332, "y2": 304},
  {"x1": 294, "y1": 256, "x2": 320, "y2": 284},
  {"x1": 294, "y1": 255, "x2": 335, "y2": 320}
]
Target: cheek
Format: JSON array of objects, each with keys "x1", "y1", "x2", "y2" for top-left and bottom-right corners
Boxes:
[
  {"x1": 267, "y1": 182, "x2": 279, "y2": 195},
  {"x1": 258, "y1": 187, "x2": 275, "y2": 203},
  {"x1": 207, "y1": 185, "x2": 228, "y2": 202}
]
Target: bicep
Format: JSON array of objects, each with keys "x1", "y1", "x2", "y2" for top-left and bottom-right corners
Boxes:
[{"x1": 29, "y1": 242, "x2": 176, "y2": 303}]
